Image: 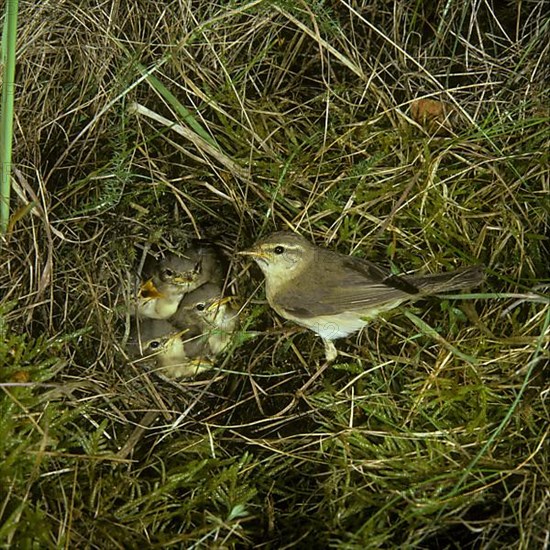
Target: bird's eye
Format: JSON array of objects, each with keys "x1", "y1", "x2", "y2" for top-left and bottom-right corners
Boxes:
[
  {"x1": 195, "y1": 302, "x2": 206, "y2": 311},
  {"x1": 162, "y1": 268, "x2": 174, "y2": 278},
  {"x1": 273, "y1": 245, "x2": 285, "y2": 255},
  {"x1": 148, "y1": 340, "x2": 161, "y2": 350}
]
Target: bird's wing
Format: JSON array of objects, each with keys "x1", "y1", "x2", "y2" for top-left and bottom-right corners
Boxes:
[{"x1": 278, "y1": 256, "x2": 419, "y2": 318}]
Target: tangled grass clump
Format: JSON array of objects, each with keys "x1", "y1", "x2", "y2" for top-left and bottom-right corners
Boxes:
[{"x1": 1, "y1": 0, "x2": 548, "y2": 547}]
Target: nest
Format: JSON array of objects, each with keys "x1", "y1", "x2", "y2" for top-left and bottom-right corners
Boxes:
[{"x1": 1, "y1": 0, "x2": 548, "y2": 547}]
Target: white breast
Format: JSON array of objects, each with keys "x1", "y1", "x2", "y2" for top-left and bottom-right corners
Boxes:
[
  {"x1": 137, "y1": 297, "x2": 180, "y2": 319},
  {"x1": 290, "y1": 312, "x2": 368, "y2": 340}
]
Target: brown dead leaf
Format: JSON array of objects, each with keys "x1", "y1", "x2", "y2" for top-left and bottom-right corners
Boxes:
[{"x1": 410, "y1": 98, "x2": 454, "y2": 135}]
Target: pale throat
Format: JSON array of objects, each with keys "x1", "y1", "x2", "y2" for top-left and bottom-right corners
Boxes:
[
  {"x1": 261, "y1": 259, "x2": 303, "y2": 300},
  {"x1": 160, "y1": 338, "x2": 186, "y2": 366}
]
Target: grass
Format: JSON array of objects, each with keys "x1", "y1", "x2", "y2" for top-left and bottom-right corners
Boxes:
[
  {"x1": 0, "y1": 0, "x2": 18, "y2": 232},
  {"x1": 1, "y1": 0, "x2": 549, "y2": 547}
]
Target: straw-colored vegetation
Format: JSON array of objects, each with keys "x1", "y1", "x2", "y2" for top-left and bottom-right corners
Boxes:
[{"x1": 1, "y1": 1, "x2": 548, "y2": 547}]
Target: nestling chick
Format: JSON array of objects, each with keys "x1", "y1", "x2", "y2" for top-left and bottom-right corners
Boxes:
[
  {"x1": 171, "y1": 283, "x2": 240, "y2": 356},
  {"x1": 127, "y1": 318, "x2": 212, "y2": 379},
  {"x1": 135, "y1": 244, "x2": 225, "y2": 319}
]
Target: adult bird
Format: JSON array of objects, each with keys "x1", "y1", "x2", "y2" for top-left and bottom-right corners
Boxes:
[{"x1": 240, "y1": 231, "x2": 483, "y2": 361}]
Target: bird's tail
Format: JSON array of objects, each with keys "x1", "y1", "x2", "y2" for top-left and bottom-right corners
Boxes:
[{"x1": 406, "y1": 265, "x2": 484, "y2": 295}]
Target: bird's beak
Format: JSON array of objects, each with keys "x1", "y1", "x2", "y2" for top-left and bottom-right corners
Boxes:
[
  {"x1": 170, "y1": 328, "x2": 191, "y2": 341},
  {"x1": 237, "y1": 247, "x2": 268, "y2": 259},
  {"x1": 207, "y1": 296, "x2": 232, "y2": 312},
  {"x1": 172, "y1": 274, "x2": 195, "y2": 284},
  {"x1": 139, "y1": 279, "x2": 164, "y2": 299},
  {"x1": 189, "y1": 357, "x2": 214, "y2": 368}
]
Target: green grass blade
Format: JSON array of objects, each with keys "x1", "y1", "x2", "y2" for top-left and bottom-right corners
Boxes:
[
  {"x1": 404, "y1": 310, "x2": 478, "y2": 365},
  {"x1": 0, "y1": 0, "x2": 19, "y2": 233},
  {"x1": 135, "y1": 61, "x2": 219, "y2": 149}
]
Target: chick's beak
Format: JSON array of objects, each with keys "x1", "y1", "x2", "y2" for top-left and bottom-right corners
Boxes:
[
  {"x1": 207, "y1": 296, "x2": 232, "y2": 312},
  {"x1": 170, "y1": 328, "x2": 190, "y2": 341},
  {"x1": 139, "y1": 279, "x2": 164, "y2": 299},
  {"x1": 172, "y1": 274, "x2": 195, "y2": 284}
]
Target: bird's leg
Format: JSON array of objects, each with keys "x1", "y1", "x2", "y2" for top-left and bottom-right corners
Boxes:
[{"x1": 323, "y1": 339, "x2": 338, "y2": 362}]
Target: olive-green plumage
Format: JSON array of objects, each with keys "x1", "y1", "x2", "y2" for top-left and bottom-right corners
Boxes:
[
  {"x1": 136, "y1": 244, "x2": 224, "y2": 319},
  {"x1": 128, "y1": 318, "x2": 212, "y2": 379},
  {"x1": 241, "y1": 231, "x2": 483, "y2": 361}
]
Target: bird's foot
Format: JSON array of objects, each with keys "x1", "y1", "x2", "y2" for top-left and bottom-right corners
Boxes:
[{"x1": 323, "y1": 340, "x2": 338, "y2": 363}]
